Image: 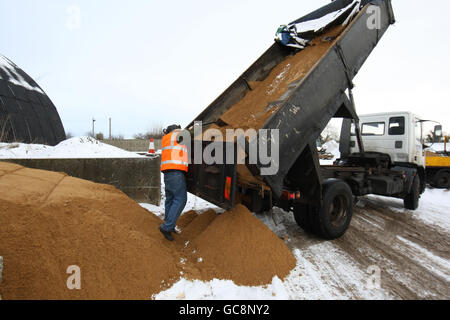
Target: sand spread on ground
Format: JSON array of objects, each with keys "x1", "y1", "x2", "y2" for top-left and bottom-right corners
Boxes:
[{"x1": 0, "y1": 162, "x2": 295, "y2": 299}]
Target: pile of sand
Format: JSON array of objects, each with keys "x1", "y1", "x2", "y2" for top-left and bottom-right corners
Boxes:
[
  {"x1": 166, "y1": 206, "x2": 296, "y2": 287},
  {"x1": 0, "y1": 162, "x2": 295, "y2": 299},
  {"x1": 0, "y1": 162, "x2": 180, "y2": 299},
  {"x1": 189, "y1": 205, "x2": 295, "y2": 285}
]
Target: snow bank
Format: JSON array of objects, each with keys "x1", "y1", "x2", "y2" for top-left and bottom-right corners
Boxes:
[{"x1": 0, "y1": 137, "x2": 145, "y2": 159}]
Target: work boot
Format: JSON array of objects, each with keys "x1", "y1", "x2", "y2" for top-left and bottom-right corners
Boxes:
[{"x1": 159, "y1": 227, "x2": 174, "y2": 241}]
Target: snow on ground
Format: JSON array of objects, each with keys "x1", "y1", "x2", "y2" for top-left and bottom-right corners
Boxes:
[
  {"x1": 367, "y1": 188, "x2": 450, "y2": 231},
  {"x1": 146, "y1": 163, "x2": 449, "y2": 300},
  {"x1": 154, "y1": 277, "x2": 290, "y2": 300},
  {"x1": 152, "y1": 187, "x2": 449, "y2": 300},
  {"x1": 0, "y1": 137, "x2": 146, "y2": 159},
  {"x1": 415, "y1": 189, "x2": 450, "y2": 229},
  {"x1": 140, "y1": 174, "x2": 220, "y2": 220},
  {"x1": 154, "y1": 216, "x2": 392, "y2": 300},
  {"x1": 396, "y1": 236, "x2": 450, "y2": 281}
]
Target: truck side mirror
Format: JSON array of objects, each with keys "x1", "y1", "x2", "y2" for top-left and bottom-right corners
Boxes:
[{"x1": 434, "y1": 125, "x2": 443, "y2": 138}]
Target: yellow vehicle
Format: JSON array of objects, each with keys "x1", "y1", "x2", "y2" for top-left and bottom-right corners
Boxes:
[{"x1": 426, "y1": 135, "x2": 450, "y2": 189}]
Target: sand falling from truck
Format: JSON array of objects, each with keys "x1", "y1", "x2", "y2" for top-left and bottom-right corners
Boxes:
[
  {"x1": 203, "y1": 25, "x2": 347, "y2": 187},
  {"x1": 208, "y1": 25, "x2": 346, "y2": 134},
  {"x1": 0, "y1": 162, "x2": 295, "y2": 299}
]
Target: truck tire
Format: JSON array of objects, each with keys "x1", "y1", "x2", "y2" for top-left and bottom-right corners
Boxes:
[
  {"x1": 312, "y1": 180, "x2": 353, "y2": 240},
  {"x1": 432, "y1": 169, "x2": 450, "y2": 189},
  {"x1": 404, "y1": 175, "x2": 420, "y2": 210},
  {"x1": 293, "y1": 204, "x2": 315, "y2": 233}
]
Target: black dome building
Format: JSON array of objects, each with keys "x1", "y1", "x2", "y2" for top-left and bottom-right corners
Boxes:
[{"x1": 0, "y1": 54, "x2": 65, "y2": 146}]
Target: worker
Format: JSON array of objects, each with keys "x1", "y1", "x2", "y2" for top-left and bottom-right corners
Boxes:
[{"x1": 159, "y1": 124, "x2": 189, "y2": 241}]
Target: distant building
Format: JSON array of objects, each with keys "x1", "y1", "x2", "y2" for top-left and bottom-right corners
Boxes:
[{"x1": 0, "y1": 54, "x2": 65, "y2": 145}]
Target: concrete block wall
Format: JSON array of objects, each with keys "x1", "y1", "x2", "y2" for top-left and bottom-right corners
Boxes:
[
  {"x1": 2, "y1": 157, "x2": 161, "y2": 205},
  {"x1": 102, "y1": 139, "x2": 162, "y2": 152}
]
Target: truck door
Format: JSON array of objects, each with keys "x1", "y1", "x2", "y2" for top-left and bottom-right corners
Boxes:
[{"x1": 386, "y1": 115, "x2": 409, "y2": 163}]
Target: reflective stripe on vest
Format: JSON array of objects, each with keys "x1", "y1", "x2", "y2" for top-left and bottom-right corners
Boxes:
[
  {"x1": 161, "y1": 131, "x2": 189, "y2": 172},
  {"x1": 161, "y1": 160, "x2": 189, "y2": 166},
  {"x1": 162, "y1": 146, "x2": 186, "y2": 152}
]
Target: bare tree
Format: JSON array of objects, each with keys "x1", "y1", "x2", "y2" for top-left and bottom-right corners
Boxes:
[
  {"x1": 65, "y1": 131, "x2": 74, "y2": 139},
  {"x1": 95, "y1": 132, "x2": 104, "y2": 140},
  {"x1": 110, "y1": 134, "x2": 125, "y2": 140},
  {"x1": 321, "y1": 124, "x2": 340, "y2": 144},
  {"x1": 133, "y1": 123, "x2": 164, "y2": 140}
]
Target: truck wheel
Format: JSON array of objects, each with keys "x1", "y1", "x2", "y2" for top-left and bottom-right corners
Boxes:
[
  {"x1": 433, "y1": 169, "x2": 450, "y2": 189},
  {"x1": 293, "y1": 204, "x2": 315, "y2": 233},
  {"x1": 313, "y1": 180, "x2": 353, "y2": 240},
  {"x1": 404, "y1": 175, "x2": 420, "y2": 210}
]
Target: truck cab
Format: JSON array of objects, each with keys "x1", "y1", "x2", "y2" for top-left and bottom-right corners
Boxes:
[{"x1": 349, "y1": 112, "x2": 425, "y2": 169}]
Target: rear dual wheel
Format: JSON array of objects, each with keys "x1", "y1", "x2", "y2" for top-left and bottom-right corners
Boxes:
[{"x1": 293, "y1": 180, "x2": 353, "y2": 240}]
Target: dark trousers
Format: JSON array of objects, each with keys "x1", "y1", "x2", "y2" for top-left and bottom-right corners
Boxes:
[{"x1": 161, "y1": 170, "x2": 187, "y2": 232}]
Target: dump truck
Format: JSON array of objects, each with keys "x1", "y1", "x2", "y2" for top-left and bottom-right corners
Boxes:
[{"x1": 185, "y1": 0, "x2": 415, "y2": 240}]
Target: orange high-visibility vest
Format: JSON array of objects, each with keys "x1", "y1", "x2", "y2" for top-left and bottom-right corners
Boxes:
[{"x1": 161, "y1": 131, "x2": 189, "y2": 172}]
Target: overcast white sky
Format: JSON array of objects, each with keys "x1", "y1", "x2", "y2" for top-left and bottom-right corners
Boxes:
[{"x1": 1, "y1": 0, "x2": 449, "y2": 137}]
